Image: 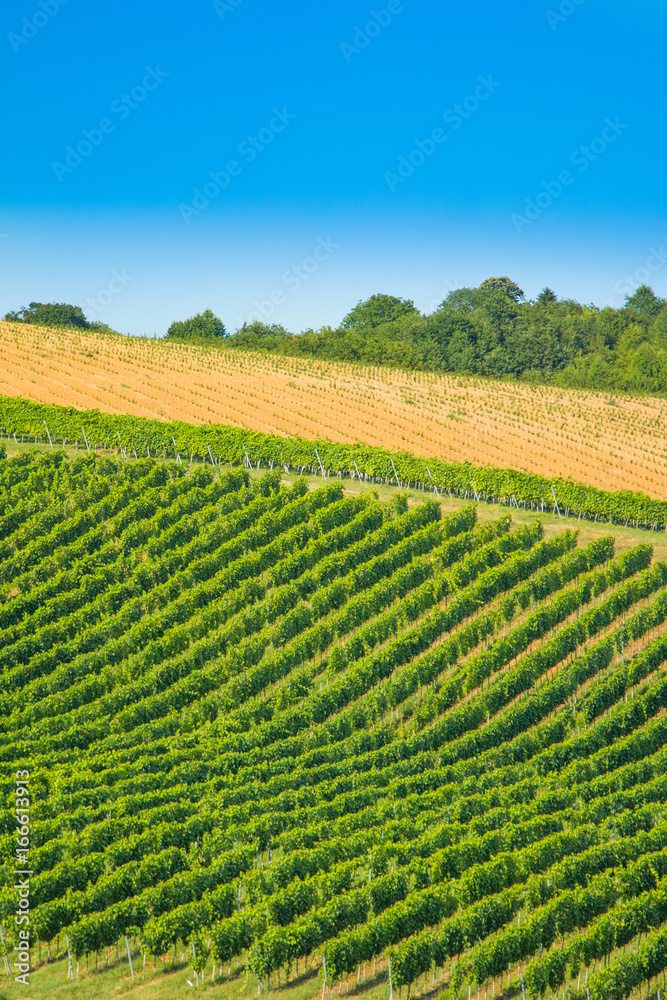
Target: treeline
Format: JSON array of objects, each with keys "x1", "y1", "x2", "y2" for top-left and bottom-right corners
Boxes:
[
  {"x1": 5, "y1": 277, "x2": 667, "y2": 394},
  {"x1": 2, "y1": 303, "x2": 225, "y2": 342},
  {"x1": 2, "y1": 302, "x2": 118, "y2": 337},
  {"x1": 226, "y1": 278, "x2": 667, "y2": 394}
]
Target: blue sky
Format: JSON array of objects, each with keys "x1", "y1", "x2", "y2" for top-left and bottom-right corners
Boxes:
[{"x1": 1, "y1": 0, "x2": 666, "y2": 335}]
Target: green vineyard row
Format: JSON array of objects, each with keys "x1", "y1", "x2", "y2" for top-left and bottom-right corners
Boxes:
[
  {"x1": 2, "y1": 450, "x2": 667, "y2": 1000},
  {"x1": 1, "y1": 395, "x2": 666, "y2": 528}
]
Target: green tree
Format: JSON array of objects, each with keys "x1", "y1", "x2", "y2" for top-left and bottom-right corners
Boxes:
[
  {"x1": 537, "y1": 287, "x2": 558, "y2": 305},
  {"x1": 626, "y1": 342, "x2": 667, "y2": 392},
  {"x1": 503, "y1": 322, "x2": 564, "y2": 376},
  {"x1": 477, "y1": 276, "x2": 525, "y2": 302},
  {"x1": 625, "y1": 284, "x2": 665, "y2": 318},
  {"x1": 596, "y1": 306, "x2": 627, "y2": 350},
  {"x1": 616, "y1": 322, "x2": 649, "y2": 372},
  {"x1": 468, "y1": 279, "x2": 526, "y2": 375},
  {"x1": 341, "y1": 294, "x2": 419, "y2": 334},
  {"x1": 165, "y1": 308, "x2": 226, "y2": 340},
  {"x1": 227, "y1": 322, "x2": 291, "y2": 351},
  {"x1": 4, "y1": 302, "x2": 90, "y2": 328},
  {"x1": 651, "y1": 305, "x2": 667, "y2": 351},
  {"x1": 560, "y1": 304, "x2": 599, "y2": 362},
  {"x1": 439, "y1": 288, "x2": 476, "y2": 315},
  {"x1": 445, "y1": 316, "x2": 479, "y2": 373},
  {"x1": 556, "y1": 352, "x2": 621, "y2": 391}
]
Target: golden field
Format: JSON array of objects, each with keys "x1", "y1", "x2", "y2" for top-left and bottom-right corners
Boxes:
[{"x1": 0, "y1": 321, "x2": 665, "y2": 497}]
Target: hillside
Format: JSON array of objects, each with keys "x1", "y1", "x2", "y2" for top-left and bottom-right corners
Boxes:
[
  {"x1": 1, "y1": 321, "x2": 666, "y2": 499},
  {"x1": 223, "y1": 283, "x2": 667, "y2": 395},
  {"x1": 3, "y1": 450, "x2": 667, "y2": 1000}
]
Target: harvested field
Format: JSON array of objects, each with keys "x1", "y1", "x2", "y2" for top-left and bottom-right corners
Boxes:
[{"x1": 0, "y1": 320, "x2": 666, "y2": 497}]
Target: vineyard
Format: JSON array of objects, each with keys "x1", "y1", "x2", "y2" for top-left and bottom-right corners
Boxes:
[
  {"x1": 2, "y1": 394, "x2": 667, "y2": 532},
  {"x1": 1, "y1": 319, "x2": 667, "y2": 499},
  {"x1": 4, "y1": 448, "x2": 667, "y2": 999}
]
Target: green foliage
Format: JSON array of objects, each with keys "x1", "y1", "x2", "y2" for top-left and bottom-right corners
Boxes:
[
  {"x1": 389, "y1": 492, "x2": 409, "y2": 517},
  {"x1": 625, "y1": 283, "x2": 665, "y2": 317},
  {"x1": 537, "y1": 287, "x2": 558, "y2": 305},
  {"x1": 166, "y1": 308, "x2": 226, "y2": 340},
  {"x1": 4, "y1": 301, "x2": 90, "y2": 328},
  {"x1": 477, "y1": 276, "x2": 525, "y2": 302},
  {"x1": 2, "y1": 449, "x2": 667, "y2": 1000},
  {"x1": 1, "y1": 395, "x2": 667, "y2": 529},
  {"x1": 5, "y1": 279, "x2": 667, "y2": 395},
  {"x1": 341, "y1": 293, "x2": 419, "y2": 333},
  {"x1": 223, "y1": 279, "x2": 667, "y2": 395},
  {"x1": 226, "y1": 321, "x2": 292, "y2": 350}
]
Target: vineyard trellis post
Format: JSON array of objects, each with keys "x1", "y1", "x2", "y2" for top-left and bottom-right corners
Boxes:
[
  {"x1": 551, "y1": 485, "x2": 562, "y2": 518},
  {"x1": 81, "y1": 427, "x2": 91, "y2": 454},
  {"x1": 65, "y1": 932, "x2": 74, "y2": 980},
  {"x1": 353, "y1": 459, "x2": 363, "y2": 483},
  {"x1": 243, "y1": 445, "x2": 253, "y2": 470},
  {"x1": 116, "y1": 432, "x2": 128, "y2": 461},
  {"x1": 426, "y1": 466, "x2": 440, "y2": 496},
  {"x1": 125, "y1": 935, "x2": 134, "y2": 984},
  {"x1": 192, "y1": 941, "x2": 199, "y2": 986},
  {"x1": 390, "y1": 459, "x2": 401, "y2": 488},
  {"x1": 315, "y1": 449, "x2": 327, "y2": 480},
  {"x1": 0, "y1": 924, "x2": 10, "y2": 976},
  {"x1": 43, "y1": 421, "x2": 53, "y2": 449},
  {"x1": 323, "y1": 952, "x2": 330, "y2": 1000}
]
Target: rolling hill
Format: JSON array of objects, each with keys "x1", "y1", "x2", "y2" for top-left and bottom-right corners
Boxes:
[
  {"x1": 1, "y1": 320, "x2": 666, "y2": 498},
  {"x1": 2, "y1": 321, "x2": 667, "y2": 1000},
  {"x1": 2, "y1": 449, "x2": 667, "y2": 1000}
]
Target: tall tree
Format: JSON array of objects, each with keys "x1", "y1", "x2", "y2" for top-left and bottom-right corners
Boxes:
[
  {"x1": 537, "y1": 287, "x2": 558, "y2": 305},
  {"x1": 625, "y1": 284, "x2": 665, "y2": 318},
  {"x1": 165, "y1": 309, "x2": 226, "y2": 340},
  {"x1": 477, "y1": 276, "x2": 525, "y2": 302},
  {"x1": 341, "y1": 294, "x2": 419, "y2": 334}
]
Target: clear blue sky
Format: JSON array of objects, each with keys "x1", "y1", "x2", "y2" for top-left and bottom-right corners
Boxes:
[{"x1": 2, "y1": 0, "x2": 666, "y2": 335}]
